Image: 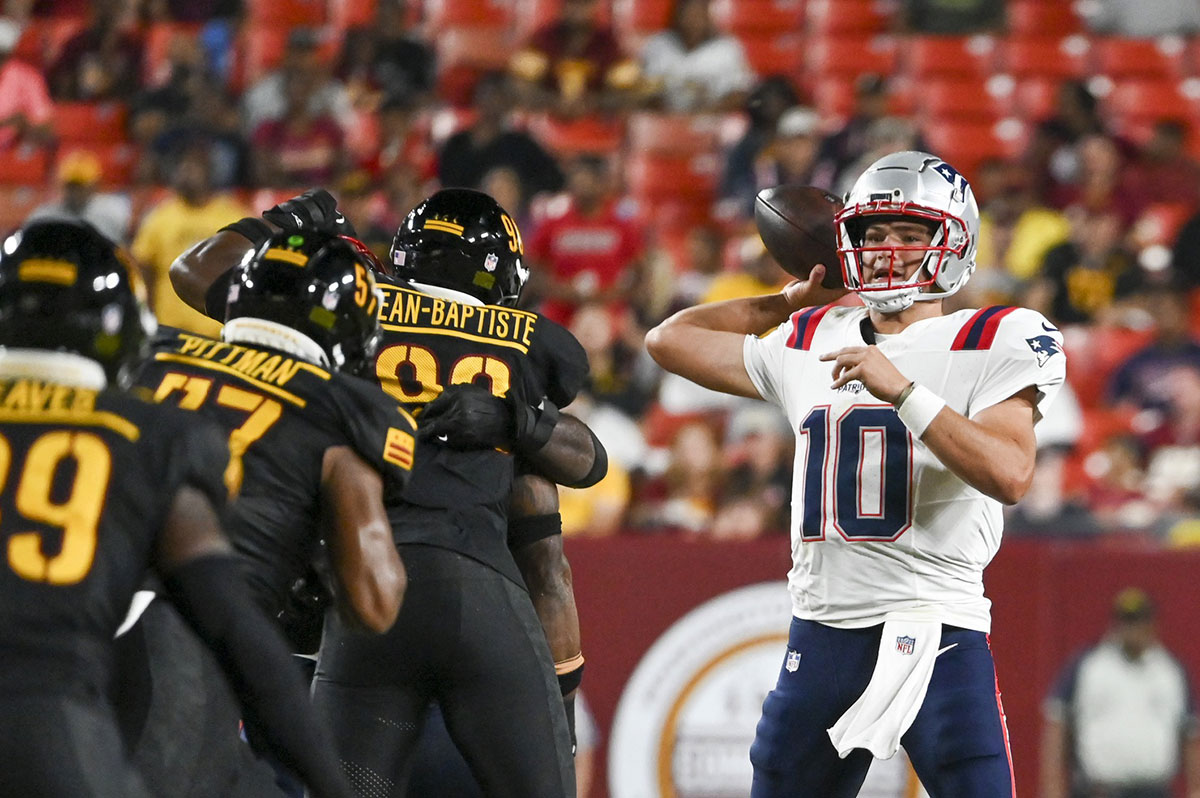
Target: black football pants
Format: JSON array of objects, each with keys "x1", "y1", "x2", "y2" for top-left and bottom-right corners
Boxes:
[
  {"x1": 312, "y1": 543, "x2": 575, "y2": 798},
  {"x1": 112, "y1": 599, "x2": 287, "y2": 798},
  {"x1": 0, "y1": 692, "x2": 153, "y2": 797}
]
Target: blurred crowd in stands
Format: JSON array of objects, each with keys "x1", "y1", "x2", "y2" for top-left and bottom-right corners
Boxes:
[{"x1": 4, "y1": 0, "x2": 1200, "y2": 544}]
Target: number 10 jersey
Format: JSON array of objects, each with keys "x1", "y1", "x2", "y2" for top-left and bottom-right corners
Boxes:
[{"x1": 744, "y1": 305, "x2": 1066, "y2": 632}]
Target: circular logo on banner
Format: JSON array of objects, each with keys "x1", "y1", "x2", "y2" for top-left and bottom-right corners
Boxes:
[{"x1": 607, "y1": 581, "x2": 792, "y2": 798}]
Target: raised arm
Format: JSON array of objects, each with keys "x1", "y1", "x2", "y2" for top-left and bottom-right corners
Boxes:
[
  {"x1": 155, "y1": 486, "x2": 353, "y2": 798},
  {"x1": 645, "y1": 264, "x2": 844, "y2": 397},
  {"x1": 170, "y1": 228, "x2": 260, "y2": 315},
  {"x1": 320, "y1": 445, "x2": 407, "y2": 633},
  {"x1": 171, "y1": 190, "x2": 352, "y2": 317}
]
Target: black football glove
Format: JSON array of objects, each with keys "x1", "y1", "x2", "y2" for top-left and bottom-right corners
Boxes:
[
  {"x1": 418, "y1": 384, "x2": 514, "y2": 451},
  {"x1": 276, "y1": 569, "x2": 332, "y2": 656},
  {"x1": 262, "y1": 188, "x2": 358, "y2": 238},
  {"x1": 418, "y1": 384, "x2": 561, "y2": 454}
]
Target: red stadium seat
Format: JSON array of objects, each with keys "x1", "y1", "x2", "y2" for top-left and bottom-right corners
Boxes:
[
  {"x1": 1131, "y1": 202, "x2": 1194, "y2": 249},
  {"x1": 53, "y1": 102, "x2": 128, "y2": 146},
  {"x1": 612, "y1": 0, "x2": 673, "y2": 36},
  {"x1": 0, "y1": 185, "x2": 49, "y2": 234},
  {"x1": 1000, "y1": 35, "x2": 1091, "y2": 79},
  {"x1": 1006, "y1": 0, "x2": 1082, "y2": 35},
  {"x1": 142, "y1": 23, "x2": 202, "y2": 88},
  {"x1": 807, "y1": 0, "x2": 892, "y2": 34},
  {"x1": 626, "y1": 152, "x2": 720, "y2": 200},
  {"x1": 0, "y1": 146, "x2": 50, "y2": 186},
  {"x1": 436, "y1": 27, "x2": 514, "y2": 105},
  {"x1": 812, "y1": 75, "x2": 858, "y2": 120},
  {"x1": 710, "y1": 0, "x2": 804, "y2": 34},
  {"x1": 525, "y1": 114, "x2": 624, "y2": 158},
  {"x1": 1013, "y1": 77, "x2": 1061, "y2": 121},
  {"x1": 805, "y1": 35, "x2": 897, "y2": 79},
  {"x1": 812, "y1": 73, "x2": 915, "y2": 120},
  {"x1": 738, "y1": 33, "x2": 804, "y2": 76},
  {"x1": 1061, "y1": 325, "x2": 1154, "y2": 408},
  {"x1": 1104, "y1": 79, "x2": 1198, "y2": 125},
  {"x1": 627, "y1": 113, "x2": 721, "y2": 156},
  {"x1": 245, "y1": 0, "x2": 326, "y2": 27},
  {"x1": 904, "y1": 35, "x2": 999, "y2": 80},
  {"x1": 1090, "y1": 37, "x2": 1190, "y2": 80},
  {"x1": 437, "y1": 26, "x2": 513, "y2": 70},
  {"x1": 920, "y1": 119, "x2": 1028, "y2": 180},
  {"x1": 232, "y1": 28, "x2": 289, "y2": 91},
  {"x1": 328, "y1": 0, "x2": 378, "y2": 29},
  {"x1": 514, "y1": 0, "x2": 562, "y2": 39},
  {"x1": 424, "y1": 0, "x2": 511, "y2": 31},
  {"x1": 15, "y1": 16, "x2": 86, "y2": 68},
  {"x1": 915, "y1": 78, "x2": 1009, "y2": 121}
]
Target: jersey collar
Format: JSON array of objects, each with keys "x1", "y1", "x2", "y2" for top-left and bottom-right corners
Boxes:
[
  {"x1": 222, "y1": 318, "x2": 331, "y2": 368},
  {"x1": 406, "y1": 281, "x2": 484, "y2": 306},
  {"x1": 0, "y1": 348, "x2": 107, "y2": 390}
]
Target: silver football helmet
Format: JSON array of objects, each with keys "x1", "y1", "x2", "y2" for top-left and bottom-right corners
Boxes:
[{"x1": 835, "y1": 151, "x2": 979, "y2": 314}]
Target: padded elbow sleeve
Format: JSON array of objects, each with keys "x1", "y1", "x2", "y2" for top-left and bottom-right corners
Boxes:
[{"x1": 560, "y1": 427, "x2": 608, "y2": 489}]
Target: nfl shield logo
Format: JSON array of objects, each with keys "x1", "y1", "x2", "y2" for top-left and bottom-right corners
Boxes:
[
  {"x1": 896, "y1": 636, "x2": 916, "y2": 655},
  {"x1": 785, "y1": 650, "x2": 801, "y2": 672}
]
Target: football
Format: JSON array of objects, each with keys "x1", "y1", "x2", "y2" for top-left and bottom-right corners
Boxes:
[{"x1": 754, "y1": 184, "x2": 845, "y2": 287}]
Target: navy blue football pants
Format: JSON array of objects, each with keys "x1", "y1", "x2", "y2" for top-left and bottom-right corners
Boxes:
[{"x1": 750, "y1": 617, "x2": 1015, "y2": 798}]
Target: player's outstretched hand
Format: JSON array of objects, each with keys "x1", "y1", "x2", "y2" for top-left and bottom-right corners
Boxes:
[
  {"x1": 262, "y1": 188, "x2": 358, "y2": 238},
  {"x1": 419, "y1": 384, "x2": 514, "y2": 451},
  {"x1": 781, "y1": 264, "x2": 848, "y2": 309},
  {"x1": 819, "y1": 345, "x2": 911, "y2": 404}
]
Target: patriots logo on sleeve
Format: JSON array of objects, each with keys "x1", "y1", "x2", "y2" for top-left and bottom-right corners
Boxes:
[{"x1": 1025, "y1": 335, "x2": 1063, "y2": 367}]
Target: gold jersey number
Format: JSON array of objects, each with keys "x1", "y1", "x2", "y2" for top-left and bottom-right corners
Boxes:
[
  {"x1": 2, "y1": 431, "x2": 111, "y2": 586},
  {"x1": 153, "y1": 373, "x2": 283, "y2": 495},
  {"x1": 374, "y1": 344, "x2": 512, "y2": 407}
]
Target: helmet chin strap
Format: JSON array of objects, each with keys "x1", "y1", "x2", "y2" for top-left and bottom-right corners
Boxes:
[{"x1": 857, "y1": 257, "x2": 943, "y2": 314}]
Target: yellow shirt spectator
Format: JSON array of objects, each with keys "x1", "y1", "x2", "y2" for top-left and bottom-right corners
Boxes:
[
  {"x1": 977, "y1": 207, "x2": 1071, "y2": 282},
  {"x1": 132, "y1": 192, "x2": 247, "y2": 336},
  {"x1": 559, "y1": 460, "x2": 631, "y2": 537},
  {"x1": 702, "y1": 272, "x2": 779, "y2": 304}
]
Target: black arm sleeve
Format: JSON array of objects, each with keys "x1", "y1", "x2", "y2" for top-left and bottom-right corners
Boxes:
[
  {"x1": 519, "y1": 411, "x2": 609, "y2": 488},
  {"x1": 162, "y1": 555, "x2": 353, "y2": 798}
]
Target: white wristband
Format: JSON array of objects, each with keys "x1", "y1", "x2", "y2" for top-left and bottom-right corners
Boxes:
[{"x1": 895, "y1": 384, "x2": 946, "y2": 439}]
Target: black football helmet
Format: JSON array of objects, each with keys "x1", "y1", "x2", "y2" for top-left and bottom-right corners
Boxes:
[
  {"x1": 0, "y1": 219, "x2": 153, "y2": 387},
  {"x1": 226, "y1": 230, "x2": 383, "y2": 374},
  {"x1": 388, "y1": 188, "x2": 529, "y2": 307}
]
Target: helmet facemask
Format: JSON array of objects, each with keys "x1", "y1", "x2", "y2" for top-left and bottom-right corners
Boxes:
[{"x1": 837, "y1": 204, "x2": 972, "y2": 314}]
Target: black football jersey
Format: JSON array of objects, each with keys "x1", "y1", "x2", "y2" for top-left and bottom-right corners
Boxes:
[
  {"x1": 0, "y1": 376, "x2": 230, "y2": 695},
  {"x1": 133, "y1": 330, "x2": 418, "y2": 613},
  {"x1": 370, "y1": 278, "x2": 588, "y2": 584}
]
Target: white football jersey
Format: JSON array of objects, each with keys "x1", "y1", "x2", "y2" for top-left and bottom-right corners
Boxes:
[{"x1": 743, "y1": 305, "x2": 1066, "y2": 632}]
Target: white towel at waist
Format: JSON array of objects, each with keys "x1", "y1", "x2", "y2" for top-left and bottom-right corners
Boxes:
[{"x1": 827, "y1": 618, "x2": 955, "y2": 760}]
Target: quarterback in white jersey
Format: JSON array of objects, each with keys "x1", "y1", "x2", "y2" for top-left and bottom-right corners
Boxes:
[
  {"x1": 745, "y1": 302, "x2": 1064, "y2": 631},
  {"x1": 647, "y1": 151, "x2": 1063, "y2": 797}
]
